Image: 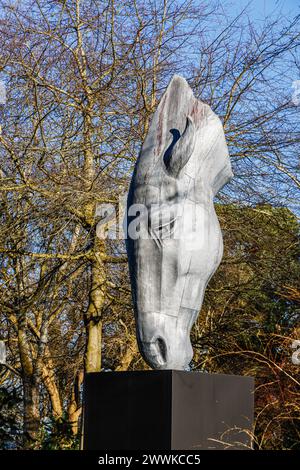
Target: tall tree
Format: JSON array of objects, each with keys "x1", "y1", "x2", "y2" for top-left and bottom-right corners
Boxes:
[{"x1": 0, "y1": 0, "x2": 299, "y2": 449}]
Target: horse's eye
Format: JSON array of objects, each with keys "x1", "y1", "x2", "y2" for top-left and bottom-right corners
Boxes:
[{"x1": 150, "y1": 218, "x2": 176, "y2": 240}]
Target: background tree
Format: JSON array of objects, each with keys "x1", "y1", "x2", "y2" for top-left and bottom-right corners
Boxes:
[
  {"x1": 0, "y1": 0, "x2": 299, "y2": 449},
  {"x1": 192, "y1": 205, "x2": 300, "y2": 449}
]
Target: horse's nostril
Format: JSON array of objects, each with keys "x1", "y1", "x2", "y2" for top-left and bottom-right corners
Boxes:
[{"x1": 154, "y1": 337, "x2": 167, "y2": 366}]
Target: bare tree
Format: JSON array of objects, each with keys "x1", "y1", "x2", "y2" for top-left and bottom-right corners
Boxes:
[{"x1": 0, "y1": 0, "x2": 299, "y2": 449}]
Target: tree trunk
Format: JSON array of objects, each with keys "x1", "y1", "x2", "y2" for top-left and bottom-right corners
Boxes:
[
  {"x1": 41, "y1": 364, "x2": 63, "y2": 420},
  {"x1": 85, "y1": 241, "x2": 106, "y2": 372},
  {"x1": 67, "y1": 371, "x2": 84, "y2": 435},
  {"x1": 18, "y1": 314, "x2": 40, "y2": 448},
  {"x1": 115, "y1": 338, "x2": 138, "y2": 371},
  {"x1": 22, "y1": 374, "x2": 40, "y2": 448}
]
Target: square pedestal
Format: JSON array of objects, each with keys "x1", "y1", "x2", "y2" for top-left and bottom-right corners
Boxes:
[{"x1": 83, "y1": 370, "x2": 254, "y2": 450}]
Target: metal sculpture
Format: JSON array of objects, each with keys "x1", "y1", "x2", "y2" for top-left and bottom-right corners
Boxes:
[{"x1": 126, "y1": 75, "x2": 233, "y2": 370}]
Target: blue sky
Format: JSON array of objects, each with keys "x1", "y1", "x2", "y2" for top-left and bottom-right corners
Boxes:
[{"x1": 232, "y1": 0, "x2": 298, "y2": 19}]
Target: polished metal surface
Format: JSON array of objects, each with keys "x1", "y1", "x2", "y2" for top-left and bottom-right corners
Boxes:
[{"x1": 126, "y1": 75, "x2": 233, "y2": 370}]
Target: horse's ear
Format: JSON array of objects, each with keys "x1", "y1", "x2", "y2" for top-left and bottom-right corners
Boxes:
[{"x1": 164, "y1": 115, "x2": 195, "y2": 178}]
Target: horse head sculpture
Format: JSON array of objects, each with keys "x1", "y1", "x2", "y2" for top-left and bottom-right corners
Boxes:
[{"x1": 126, "y1": 75, "x2": 233, "y2": 370}]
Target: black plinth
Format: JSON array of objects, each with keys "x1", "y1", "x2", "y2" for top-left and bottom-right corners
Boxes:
[{"x1": 83, "y1": 370, "x2": 254, "y2": 450}]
